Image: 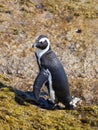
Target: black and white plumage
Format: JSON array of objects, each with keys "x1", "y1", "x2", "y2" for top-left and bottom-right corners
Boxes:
[{"x1": 32, "y1": 35, "x2": 74, "y2": 109}]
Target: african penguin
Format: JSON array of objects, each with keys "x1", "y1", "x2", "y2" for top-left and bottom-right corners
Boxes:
[{"x1": 32, "y1": 35, "x2": 74, "y2": 110}]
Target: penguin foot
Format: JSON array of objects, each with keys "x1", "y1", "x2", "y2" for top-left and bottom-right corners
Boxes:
[{"x1": 52, "y1": 104, "x2": 64, "y2": 110}]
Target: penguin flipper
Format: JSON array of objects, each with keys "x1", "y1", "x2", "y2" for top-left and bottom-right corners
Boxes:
[{"x1": 32, "y1": 68, "x2": 49, "y2": 102}]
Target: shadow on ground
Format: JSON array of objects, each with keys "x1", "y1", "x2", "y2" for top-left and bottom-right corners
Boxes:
[{"x1": 0, "y1": 82, "x2": 64, "y2": 110}]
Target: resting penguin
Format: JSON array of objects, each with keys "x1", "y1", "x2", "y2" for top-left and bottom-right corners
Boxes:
[{"x1": 32, "y1": 35, "x2": 74, "y2": 110}]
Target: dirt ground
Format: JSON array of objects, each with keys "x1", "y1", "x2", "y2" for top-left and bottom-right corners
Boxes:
[{"x1": 0, "y1": 0, "x2": 98, "y2": 129}]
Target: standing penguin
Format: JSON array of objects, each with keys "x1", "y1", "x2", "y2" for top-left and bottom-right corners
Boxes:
[{"x1": 32, "y1": 35, "x2": 74, "y2": 110}]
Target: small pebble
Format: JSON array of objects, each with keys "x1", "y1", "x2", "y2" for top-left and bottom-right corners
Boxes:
[{"x1": 75, "y1": 29, "x2": 82, "y2": 33}]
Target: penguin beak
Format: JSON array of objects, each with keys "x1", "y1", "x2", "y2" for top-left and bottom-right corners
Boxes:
[{"x1": 32, "y1": 43, "x2": 36, "y2": 48}]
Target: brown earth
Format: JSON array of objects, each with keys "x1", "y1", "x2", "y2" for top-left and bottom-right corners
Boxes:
[
  {"x1": 0, "y1": 0, "x2": 98, "y2": 129},
  {"x1": 0, "y1": 0, "x2": 98, "y2": 105}
]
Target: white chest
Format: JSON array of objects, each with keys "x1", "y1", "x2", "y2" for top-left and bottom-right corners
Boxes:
[
  {"x1": 36, "y1": 50, "x2": 42, "y2": 65},
  {"x1": 46, "y1": 69, "x2": 55, "y2": 103}
]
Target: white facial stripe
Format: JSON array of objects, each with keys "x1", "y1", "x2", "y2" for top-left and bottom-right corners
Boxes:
[
  {"x1": 36, "y1": 37, "x2": 50, "y2": 65},
  {"x1": 46, "y1": 69, "x2": 55, "y2": 103},
  {"x1": 39, "y1": 37, "x2": 50, "y2": 44}
]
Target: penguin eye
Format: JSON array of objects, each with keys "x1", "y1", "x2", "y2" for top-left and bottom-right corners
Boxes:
[{"x1": 40, "y1": 41, "x2": 44, "y2": 44}]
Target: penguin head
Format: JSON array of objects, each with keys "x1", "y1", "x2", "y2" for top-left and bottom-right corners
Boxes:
[{"x1": 32, "y1": 35, "x2": 50, "y2": 50}]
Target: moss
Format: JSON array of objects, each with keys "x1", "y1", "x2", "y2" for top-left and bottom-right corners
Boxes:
[
  {"x1": 0, "y1": 74, "x2": 11, "y2": 87},
  {"x1": 0, "y1": 82, "x2": 98, "y2": 130}
]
